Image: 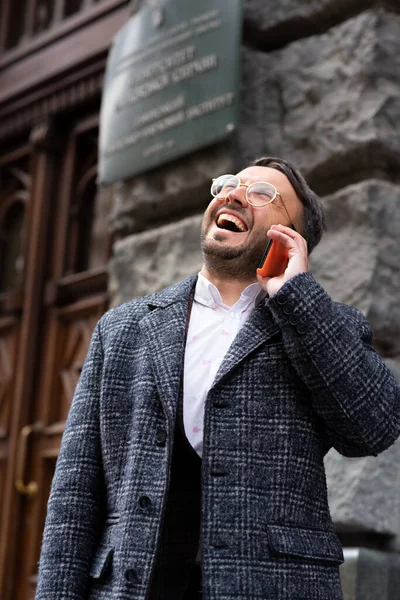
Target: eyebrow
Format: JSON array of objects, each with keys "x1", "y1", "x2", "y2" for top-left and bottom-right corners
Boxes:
[{"x1": 236, "y1": 176, "x2": 274, "y2": 185}]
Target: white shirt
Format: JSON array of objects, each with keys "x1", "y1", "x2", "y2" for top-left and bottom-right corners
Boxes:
[{"x1": 183, "y1": 273, "x2": 267, "y2": 457}]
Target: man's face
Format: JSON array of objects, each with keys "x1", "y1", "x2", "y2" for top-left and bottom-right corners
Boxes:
[{"x1": 201, "y1": 166, "x2": 303, "y2": 280}]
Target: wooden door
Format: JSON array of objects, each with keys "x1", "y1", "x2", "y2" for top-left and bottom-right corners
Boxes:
[
  {"x1": 0, "y1": 144, "x2": 36, "y2": 600},
  {"x1": 0, "y1": 114, "x2": 112, "y2": 600}
]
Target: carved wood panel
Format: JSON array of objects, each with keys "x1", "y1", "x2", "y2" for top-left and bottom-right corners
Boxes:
[
  {"x1": 63, "y1": 122, "x2": 112, "y2": 277},
  {"x1": 0, "y1": 157, "x2": 30, "y2": 299},
  {"x1": 47, "y1": 309, "x2": 103, "y2": 425},
  {"x1": 0, "y1": 318, "x2": 19, "y2": 525},
  {"x1": 0, "y1": 333, "x2": 13, "y2": 435}
]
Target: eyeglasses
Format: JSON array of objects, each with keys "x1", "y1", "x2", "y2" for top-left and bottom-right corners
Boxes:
[{"x1": 211, "y1": 174, "x2": 294, "y2": 226}]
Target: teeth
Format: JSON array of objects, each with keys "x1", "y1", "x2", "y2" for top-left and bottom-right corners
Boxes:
[{"x1": 217, "y1": 213, "x2": 247, "y2": 232}]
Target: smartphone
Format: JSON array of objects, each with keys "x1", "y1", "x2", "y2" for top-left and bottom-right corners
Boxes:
[
  {"x1": 256, "y1": 239, "x2": 289, "y2": 278},
  {"x1": 256, "y1": 225, "x2": 296, "y2": 278}
]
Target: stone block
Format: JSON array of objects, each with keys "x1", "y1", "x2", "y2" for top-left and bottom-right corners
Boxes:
[
  {"x1": 109, "y1": 142, "x2": 232, "y2": 236},
  {"x1": 244, "y1": 0, "x2": 351, "y2": 34},
  {"x1": 385, "y1": 359, "x2": 400, "y2": 385},
  {"x1": 340, "y1": 548, "x2": 400, "y2": 599},
  {"x1": 243, "y1": 0, "x2": 399, "y2": 48},
  {"x1": 109, "y1": 214, "x2": 203, "y2": 303},
  {"x1": 238, "y1": 10, "x2": 400, "y2": 190},
  {"x1": 309, "y1": 179, "x2": 400, "y2": 358},
  {"x1": 324, "y1": 441, "x2": 400, "y2": 538}
]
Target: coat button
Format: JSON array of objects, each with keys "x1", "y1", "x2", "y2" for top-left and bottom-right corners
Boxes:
[
  {"x1": 289, "y1": 314, "x2": 300, "y2": 326},
  {"x1": 209, "y1": 539, "x2": 228, "y2": 549},
  {"x1": 138, "y1": 495, "x2": 152, "y2": 510},
  {"x1": 297, "y1": 322, "x2": 307, "y2": 334},
  {"x1": 276, "y1": 293, "x2": 288, "y2": 305},
  {"x1": 155, "y1": 427, "x2": 167, "y2": 445},
  {"x1": 125, "y1": 568, "x2": 139, "y2": 583},
  {"x1": 283, "y1": 304, "x2": 293, "y2": 315},
  {"x1": 214, "y1": 399, "x2": 229, "y2": 408},
  {"x1": 211, "y1": 464, "x2": 228, "y2": 477}
]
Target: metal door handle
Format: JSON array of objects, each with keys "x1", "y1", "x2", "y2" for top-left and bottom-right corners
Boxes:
[{"x1": 15, "y1": 421, "x2": 44, "y2": 497}]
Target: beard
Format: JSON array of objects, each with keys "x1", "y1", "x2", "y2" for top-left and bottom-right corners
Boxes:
[{"x1": 200, "y1": 224, "x2": 268, "y2": 282}]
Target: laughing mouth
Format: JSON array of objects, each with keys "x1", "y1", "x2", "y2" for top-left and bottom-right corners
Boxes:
[{"x1": 216, "y1": 213, "x2": 248, "y2": 233}]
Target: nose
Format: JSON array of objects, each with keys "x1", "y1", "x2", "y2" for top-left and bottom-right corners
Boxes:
[{"x1": 224, "y1": 184, "x2": 248, "y2": 207}]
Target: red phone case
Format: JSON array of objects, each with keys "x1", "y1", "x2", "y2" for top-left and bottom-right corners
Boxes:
[{"x1": 256, "y1": 240, "x2": 289, "y2": 278}]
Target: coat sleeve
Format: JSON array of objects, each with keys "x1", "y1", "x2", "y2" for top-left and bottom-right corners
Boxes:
[
  {"x1": 268, "y1": 272, "x2": 400, "y2": 458},
  {"x1": 35, "y1": 318, "x2": 106, "y2": 600}
]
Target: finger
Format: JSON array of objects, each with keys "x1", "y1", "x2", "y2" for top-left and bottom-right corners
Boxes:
[
  {"x1": 256, "y1": 272, "x2": 273, "y2": 291},
  {"x1": 268, "y1": 225, "x2": 307, "y2": 252},
  {"x1": 256, "y1": 272, "x2": 271, "y2": 283},
  {"x1": 270, "y1": 224, "x2": 299, "y2": 240},
  {"x1": 267, "y1": 227, "x2": 298, "y2": 249}
]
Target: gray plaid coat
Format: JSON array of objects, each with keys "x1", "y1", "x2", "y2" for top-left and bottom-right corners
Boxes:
[{"x1": 35, "y1": 273, "x2": 400, "y2": 600}]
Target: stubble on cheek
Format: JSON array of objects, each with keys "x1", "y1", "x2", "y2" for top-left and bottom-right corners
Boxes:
[{"x1": 201, "y1": 223, "x2": 270, "y2": 281}]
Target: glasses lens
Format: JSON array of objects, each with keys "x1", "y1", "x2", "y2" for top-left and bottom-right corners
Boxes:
[
  {"x1": 247, "y1": 182, "x2": 276, "y2": 206},
  {"x1": 211, "y1": 175, "x2": 239, "y2": 197}
]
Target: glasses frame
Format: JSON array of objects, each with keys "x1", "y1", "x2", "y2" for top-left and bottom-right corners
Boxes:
[{"x1": 211, "y1": 174, "x2": 294, "y2": 227}]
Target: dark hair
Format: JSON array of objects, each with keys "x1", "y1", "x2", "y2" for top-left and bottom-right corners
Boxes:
[{"x1": 251, "y1": 156, "x2": 326, "y2": 254}]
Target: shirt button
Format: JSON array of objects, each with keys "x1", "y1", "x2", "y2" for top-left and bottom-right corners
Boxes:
[{"x1": 138, "y1": 495, "x2": 152, "y2": 510}]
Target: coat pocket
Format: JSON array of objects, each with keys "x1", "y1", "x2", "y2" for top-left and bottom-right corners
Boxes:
[
  {"x1": 266, "y1": 524, "x2": 344, "y2": 565},
  {"x1": 90, "y1": 545, "x2": 114, "y2": 580}
]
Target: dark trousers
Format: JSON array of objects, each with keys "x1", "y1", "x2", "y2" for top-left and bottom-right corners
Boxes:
[
  {"x1": 147, "y1": 483, "x2": 202, "y2": 600},
  {"x1": 183, "y1": 563, "x2": 202, "y2": 599},
  {"x1": 148, "y1": 560, "x2": 202, "y2": 600},
  {"x1": 147, "y1": 442, "x2": 202, "y2": 600}
]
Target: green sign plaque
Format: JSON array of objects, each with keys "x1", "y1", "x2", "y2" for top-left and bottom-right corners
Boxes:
[{"x1": 99, "y1": 0, "x2": 243, "y2": 184}]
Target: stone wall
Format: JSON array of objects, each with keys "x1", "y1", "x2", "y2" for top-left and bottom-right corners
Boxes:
[{"x1": 109, "y1": 1, "x2": 400, "y2": 597}]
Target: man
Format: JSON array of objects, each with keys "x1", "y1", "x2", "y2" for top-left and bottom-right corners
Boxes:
[{"x1": 36, "y1": 157, "x2": 400, "y2": 600}]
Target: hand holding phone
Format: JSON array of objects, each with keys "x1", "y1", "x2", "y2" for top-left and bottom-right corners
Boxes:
[{"x1": 256, "y1": 224, "x2": 297, "y2": 279}]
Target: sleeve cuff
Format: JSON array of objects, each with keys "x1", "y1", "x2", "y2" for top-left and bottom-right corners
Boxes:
[{"x1": 268, "y1": 272, "x2": 332, "y2": 336}]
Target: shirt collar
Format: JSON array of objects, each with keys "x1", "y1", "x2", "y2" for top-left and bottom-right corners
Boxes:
[{"x1": 195, "y1": 272, "x2": 266, "y2": 310}]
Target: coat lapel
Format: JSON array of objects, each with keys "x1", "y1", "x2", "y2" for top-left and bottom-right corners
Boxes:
[
  {"x1": 138, "y1": 276, "x2": 279, "y2": 416},
  {"x1": 210, "y1": 299, "x2": 280, "y2": 390},
  {"x1": 138, "y1": 276, "x2": 197, "y2": 421}
]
